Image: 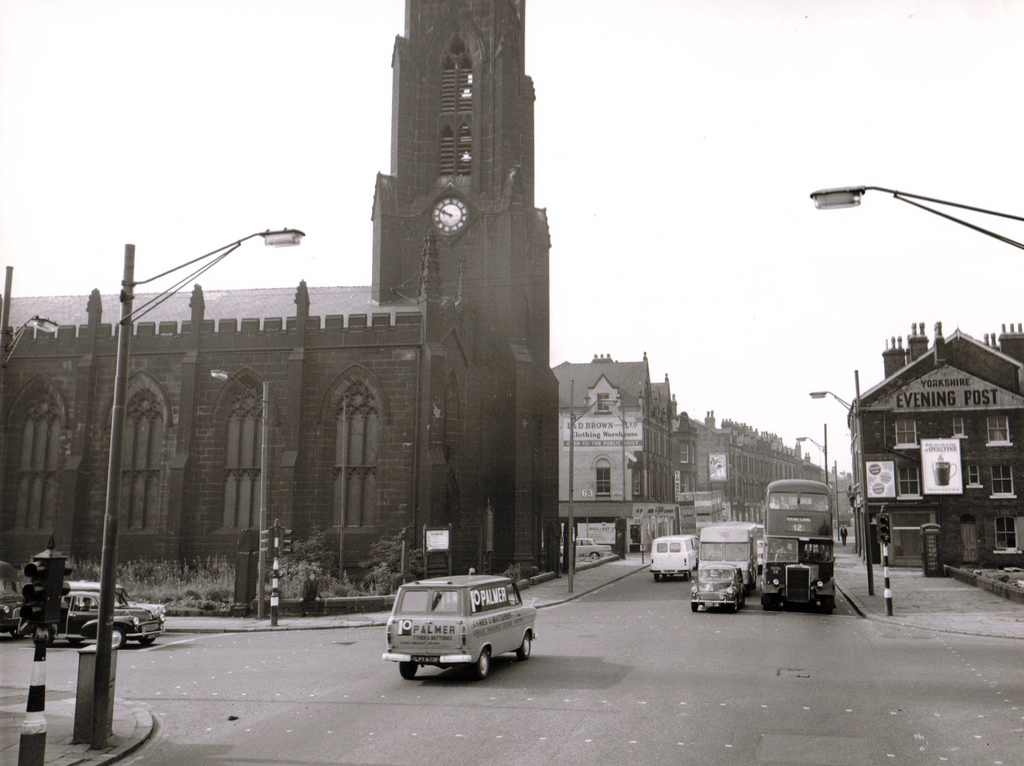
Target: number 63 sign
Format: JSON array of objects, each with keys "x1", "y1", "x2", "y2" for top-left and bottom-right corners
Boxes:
[{"x1": 580, "y1": 489, "x2": 594, "y2": 499}]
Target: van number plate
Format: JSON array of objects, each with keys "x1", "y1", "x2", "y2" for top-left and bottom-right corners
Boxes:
[{"x1": 412, "y1": 655, "x2": 436, "y2": 663}]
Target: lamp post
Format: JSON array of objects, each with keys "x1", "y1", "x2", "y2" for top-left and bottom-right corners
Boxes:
[
  {"x1": 810, "y1": 380, "x2": 874, "y2": 596},
  {"x1": 796, "y1": 426, "x2": 832, "y2": 533},
  {"x1": 810, "y1": 185, "x2": 1024, "y2": 251},
  {"x1": 1, "y1": 267, "x2": 60, "y2": 561},
  {"x1": 91, "y1": 228, "x2": 303, "y2": 749},
  {"x1": 211, "y1": 371, "x2": 270, "y2": 620}
]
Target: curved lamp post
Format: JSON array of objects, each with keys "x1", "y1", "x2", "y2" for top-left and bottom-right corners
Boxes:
[
  {"x1": 3, "y1": 315, "x2": 60, "y2": 367},
  {"x1": 810, "y1": 186, "x2": 1024, "y2": 251},
  {"x1": 92, "y1": 228, "x2": 303, "y2": 749},
  {"x1": 810, "y1": 376, "x2": 874, "y2": 596},
  {"x1": 211, "y1": 370, "x2": 270, "y2": 620},
  {"x1": 796, "y1": 429, "x2": 833, "y2": 535}
]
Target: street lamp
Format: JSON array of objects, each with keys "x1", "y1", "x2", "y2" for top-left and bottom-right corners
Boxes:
[
  {"x1": 810, "y1": 377, "x2": 874, "y2": 596},
  {"x1": 795, "y1": 433, "x2": 828, "y2": 488},
  {"x1": 210, "y1": 370, "x2": 269, "y2": 621},
  {"x1": 796, "y1": 429, "x2": 833, "y2": 534},
  {"x1": 91, "y1": 228, "x2": 303, "y2": 749},
  {"x1": 3, "y1": 315, "x2": 60, "y2": 367},
  {"x1": 810, "y1": 186, "x2": 1024, "y2": 252}
]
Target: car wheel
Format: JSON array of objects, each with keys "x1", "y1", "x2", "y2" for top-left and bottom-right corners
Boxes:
[
  {"x1": 473, "y1": 647, "x2": 491, "y2": 680},
  {"x1": 137, "y1": 636, "x2": 157, "y2": 646},
  {"x1": 516, "y1": 632, "x2": 532, "y2": 661},
  {"x1": 589, "y1": 552, "x2": 600, "y2": 560},
  {"x1": 399, "y1": 661, "x2": 418, "y2": 680},
  {"x1": 690, "y1": 602, "x2": 699, "y2": 612},
  {"x1": 9, "y1": 628, "x2": 21, "y2": 638},
  {"x1": 111, "y1": 627, "x2": 127, "y2": 650},
  {"x1": 67, "y1": 638, "x2": 83, "y2": 646}
]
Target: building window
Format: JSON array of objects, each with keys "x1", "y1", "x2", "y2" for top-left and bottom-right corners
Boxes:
[
  {"x1": 334, "y1": 380, "x2": 380, "y2": 527},
  {"x1": 596, "y1": 393, "x2": 610, "y2": 413},
  {"x1": 595, "y1": 459, "x2": 611, "y2": 497},
  {"x1": 121, "y1": 389, "x2": 164, "y2": 530},
  {"x1": 991, "y1": 465, "x2": 1014, "y2": 497},
  {"x1": 967, "y1": 465, "x2": 981, "y2": 487},
  {"x1": 439, "y1": 124, "x2": 456, "y2": 175},
  {"x1": 13, "y1": 392, "x2": 62, "y2": 531},
  {"x1": 987, "y1": 415, "x2": 1010, "y2": 444},
  {"x1": 994, "y1": 516, "x2": 1017, "y2": 551},
  {"x1": 895, "y1": 418, "x2": 917, "y2": 446},
  {"x1": 952, "y1": 417, "x2": 965, "y2": 437},
  {"x1": 440, "y1": 39, "x2": 473, "y2": 177},
  {"x1": 222, "y1": 385, "x2": 263, "y2": 530},
  {"x1": 898, "y1": 466, "x2": 920, "y2": 497},
  {"x1": 680, "y1": 443, "x2": 690, "y2": 463}
]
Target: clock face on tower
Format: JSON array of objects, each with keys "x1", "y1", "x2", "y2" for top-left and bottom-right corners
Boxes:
[{"x1": 433, "y1": 197, "x2": 468, "y2": 234}]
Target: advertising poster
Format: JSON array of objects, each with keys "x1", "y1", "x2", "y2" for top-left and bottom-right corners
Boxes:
[
  {"x1": 865, "y1": 460, "x2": 896, "y2": 498},
  {"x1": 709, "y1": 453, "x2": 728, "y2": 482},
  {"x1": 921, "y1": 438, "x2": 963, "y2": 495}
]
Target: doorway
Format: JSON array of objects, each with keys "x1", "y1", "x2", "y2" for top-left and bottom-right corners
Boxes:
[{"x1": 959, "y1": 515, "x2": 978, "y2": 564}]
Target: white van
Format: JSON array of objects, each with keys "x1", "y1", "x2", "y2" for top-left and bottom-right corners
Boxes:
[{"x1": 650, "y1": 535, "x2": 699, "y2": 581}]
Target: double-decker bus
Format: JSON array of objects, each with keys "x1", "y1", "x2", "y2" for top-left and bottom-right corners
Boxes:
[{"x1": 760, "y1": 479, "x2": 834, "y2": 614}]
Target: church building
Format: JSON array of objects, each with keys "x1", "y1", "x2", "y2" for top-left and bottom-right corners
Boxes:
[{"x1": 0, "y1": 0, "x2": 558, "y2": 576}]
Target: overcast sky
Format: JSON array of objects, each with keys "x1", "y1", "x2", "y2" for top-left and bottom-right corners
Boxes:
[{"x1": 4, "y1": 0, "x2": 1024, "y2": 474}]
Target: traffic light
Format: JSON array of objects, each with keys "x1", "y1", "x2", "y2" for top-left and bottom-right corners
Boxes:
[
  {"x1": 877, "y1": 514, "x2": 891, "y2": 544},
  {"x1": 259, "y1": 528, "x2": 269, "y2": 552},
  {"x1": 280, "y1": 528, "x2": 293, "y2": 555},
  {"x1": 22, "y1": 539, "x2": 72, "y2": 627}
]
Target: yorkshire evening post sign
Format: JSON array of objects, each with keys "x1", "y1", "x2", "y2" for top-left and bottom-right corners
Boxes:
[
  {"x1": 921, "y1": 439, "x2": 963, "y2": 495},
  {"x1": 876, "y1": 368, "x2": 1024, "y2": 411}
]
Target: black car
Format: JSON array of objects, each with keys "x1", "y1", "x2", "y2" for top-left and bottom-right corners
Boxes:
[
  {"x1": 21, "y1": 582, "x2": 165, "y2": 648},
  {"x1": 0, "y1": 561, "x2": 24, "y2": 637},
  {"x1": 690, "y1": 564, "x2": 746, "y2": 613}
]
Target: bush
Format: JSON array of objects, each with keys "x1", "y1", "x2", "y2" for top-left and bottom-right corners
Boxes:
[{"x1": 360, "y1": 533, "x2": 424, "y2": 595}]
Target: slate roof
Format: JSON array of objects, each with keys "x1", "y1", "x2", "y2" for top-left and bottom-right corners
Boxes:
[
  {"x1": 861, "y1": 328, "x2": 1023, "y2": 404},
  {"x1": 553, "y1": 357, "x2": 650, "y2": 410},
  {"x1": 6, "y1": 285, "x2": 421, "y2": 332}
]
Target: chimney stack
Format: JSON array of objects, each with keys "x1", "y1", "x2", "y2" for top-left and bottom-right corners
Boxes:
[
  {"x1": 883, "y1": 335, "x2": 906, "y2": 378},
  {"x1": 907, "y1": 321, "x2": 929, "y2": 361},
  {"x1": 998, "y1": 322, "x2": 1024, "y2": 365},
  {"x1": 933, "y1": 321, "x2": 945, "y2": 365}
]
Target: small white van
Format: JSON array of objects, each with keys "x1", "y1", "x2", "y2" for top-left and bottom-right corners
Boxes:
[{"x1": 650, "y1": 535, "x2": 699, "y2": 581}]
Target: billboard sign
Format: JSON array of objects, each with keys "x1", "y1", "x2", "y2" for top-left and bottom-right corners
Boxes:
[
  {"x1": 921, "y1": 438, "x2": 963, "y2": 495},
  {"x1": 709, "y1": 453, "x2": 728, "y2": 482},
  {"x1": 865, "y1": 460, "x2": 896, "y2": 498}
]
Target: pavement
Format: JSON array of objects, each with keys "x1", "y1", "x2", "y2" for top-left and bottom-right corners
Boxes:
[{"x1": 3, "y1": 546, "x2": 1023, "y2": 764}]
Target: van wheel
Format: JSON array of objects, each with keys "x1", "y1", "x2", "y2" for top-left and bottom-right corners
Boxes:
[
  {"x1": 473, "y1": 648, "x2": 491, "y2": 680},
  {"x1": 399, "y1": 662, "x2": 418, "y2": 680},
  {"x1": 516, "y1": 632, "x2": 532, "y2": 661},
  {"x1": 67, "y1": 638, "x2": 82, "y2": 646},
  {"x1": 653, "y1": 573, "x2": 660, "y2": 582}
]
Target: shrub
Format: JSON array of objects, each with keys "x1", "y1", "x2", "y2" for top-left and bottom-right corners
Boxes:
[{"x1": 359, "y1": 533, "x2": 424, "y2": 595}]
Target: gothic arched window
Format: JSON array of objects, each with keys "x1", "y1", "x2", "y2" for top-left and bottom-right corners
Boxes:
[
  {"x1": 334, "y1": 381, "x2": 379, "y2": 527},
  {"x1": 121, "y1": 389, "x2": 165, "y2": 529},
  {"x1": 440, "y1": 38, "x2": 473, "y2": 177},
  {"x1": 13, "y1": 393, "x2": 62, "y2": 530},
  {"x1": 222, "y1": 385, "x2": 263, "y2": 529}
]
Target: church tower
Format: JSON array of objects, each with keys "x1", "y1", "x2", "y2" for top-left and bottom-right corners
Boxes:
[{"x1": 372, "y1": 0, "x2": 557, "y2": 570}]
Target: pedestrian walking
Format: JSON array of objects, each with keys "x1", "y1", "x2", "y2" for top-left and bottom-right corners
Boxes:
[
  {"x1": 301, "y1": 572, "x2": 323, "y2": 616},
  {"x1": 840, "y1": 526, "x2": 847, "y2": 546}
]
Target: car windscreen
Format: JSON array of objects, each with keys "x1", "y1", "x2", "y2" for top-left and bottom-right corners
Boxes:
[{"x1": 701, "y1": 568, "x2": 735, "y2": 581}]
